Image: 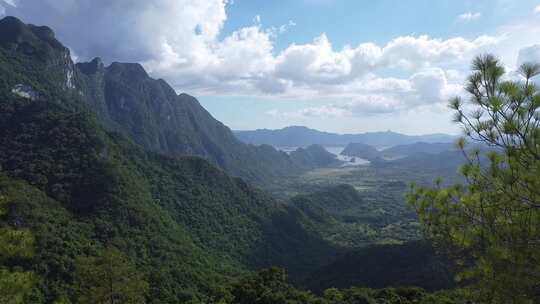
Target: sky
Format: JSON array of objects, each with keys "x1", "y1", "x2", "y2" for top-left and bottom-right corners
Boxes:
[{"x1": 2, "y1": 0, "x2": 540, "y2": 134}]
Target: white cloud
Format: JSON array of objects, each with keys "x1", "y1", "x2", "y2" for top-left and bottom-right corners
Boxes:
[
  {"x1": 457, "y1": 12, "x2": 481, "y2": 21},
  {"x1": 268, "y1": 67, "x2": 463, "y2": 119},
  {"x1": 517, "y1": 44, "x2": 540, "y2": 66},
  {"x1": 534, "y1": 5, "x2": 540, "y2": 13},
  {"x1": 4, "y1": 0, "x2": 230, "y2": 64},
  {"x1": 267, "y1": 103, "x2": 355, "y2": 119},
  {"x1": 253, "y1": 15, "x2": 261, "y2": 24},
  {"x1": 0, "y1": 0, "x2": 16, "y2": 16},
  {"x1": 1, "y1": 0, "x2": 17, "y2": 6},
  {"x1": 279, "y1": 20, "x2": 296, "y2": 33},
  {"x1": 1, "y1": 0, "x2": 520, "y2": 118}
]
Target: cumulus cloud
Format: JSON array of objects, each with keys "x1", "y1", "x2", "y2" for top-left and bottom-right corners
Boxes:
[
  {"x1": 457, "y1": 12, "x2": 481, "y2": 22},
  {"x1": 268, "y1": 67, "x2": 463, "y2": 118},
  {"x1": 3, "y1": 0, "x2": 229, "y2": 63},
  {"x1": 0, "y1": 0, "x2": 508, "y2": 117},
  {"x1": 517, "y1": 44, "x2": 540, "y2": 66},
  {"x1": 535, "y1": 5, "x2": 540, "y2": 14},
  {"x1": 0, "y1": 0, "x2": 15, "y2": 16}
]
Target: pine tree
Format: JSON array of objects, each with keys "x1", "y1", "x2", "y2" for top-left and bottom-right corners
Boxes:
[{"x1": 409, "y1": 54, "x2": 540, "y2": 303}]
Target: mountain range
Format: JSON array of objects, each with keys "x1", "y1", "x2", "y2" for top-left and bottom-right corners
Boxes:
[
  {"x1": 0, "y1": 16, "x2": 453, "y2": 303},
  {"x1": 0, "y1": 16, "x2": 348, "y2": 301},
  {"x1": 0, "y1": 16, "x2": 339, "y2": 187},
  {"x1": 340, "y1": 142, "x2": 458, "y2": 160},
  {"x1": 234, "y1": 126, "x2": 457, "y2": 148}
]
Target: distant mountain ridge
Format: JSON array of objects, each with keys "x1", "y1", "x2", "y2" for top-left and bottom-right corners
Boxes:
[
  {"x1": 382, "y1": 142, "x2": 458, "y2": 158},
  {"x1": 340, "y1": 141, "x2": 459, "y2": 160},
  {"x1": 234, "y1": 126, "x2": 456, "y2": 147}
]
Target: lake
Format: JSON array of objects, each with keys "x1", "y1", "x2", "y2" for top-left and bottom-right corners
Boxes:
[{"x1": 275, "y1": 146, "x2": 370, "y2": 166}]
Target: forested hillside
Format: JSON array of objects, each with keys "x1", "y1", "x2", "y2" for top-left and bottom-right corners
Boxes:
[
  {"x1": 0, "y1": 16, "x2": 345, "y2": 302},
  {"x1": 0, "y1": 15, "x2": 475, "y2": 304},
  {"x1": 0, "y1": 16, "x2": 338, "y2": 188}
]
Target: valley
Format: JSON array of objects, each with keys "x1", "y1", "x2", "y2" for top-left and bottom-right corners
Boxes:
[
  {"x1": 0, "y1": 16, "x2": 460, "y2": 303},
  {"x1": 260, "y1": 144, "x2": 464, "y2": 249},
  {"x1": 1, "y1": 8, "x2": 533, "y2": 303}
]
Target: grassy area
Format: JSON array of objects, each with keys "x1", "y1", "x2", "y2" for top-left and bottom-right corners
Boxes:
[
  {"x1": 276, "y1": 164, "x2": 425, "y2": 248},
  {"x1": 267, "y1": 150, "x2": 463, "y2": 249},
  {"x1": 301, "y1": 166, "x2": 378, "y2": 191}
]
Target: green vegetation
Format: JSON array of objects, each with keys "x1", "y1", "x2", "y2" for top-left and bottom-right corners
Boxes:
[
  {"x1": 0, "y1": 15, "x2": 489, "y2": 304},
  {"x1": 0, "y1": 87, "x2": 340, "y2": 302},
  {"x1": 290, "y1": 184, "x2": 421, "y2": 248},
  {"x1": 0, "y1": 75, "x2": 452, "y2": 302},
  {"x1": 77, "y1": 50, "x2": 337, "y2": 188},
  {"x1": 0, "y1": 184, "x2": 36, "y2": 303},
  {"x1": 371, "y1": 151, "x2": 465, "y2": 187},
  {"x1": 208, "y1": 267, "x2": 463, "y2": 304},
  {"x1": 303, "y1": 241, "x2": 454, "y2": 293},
  {"x1": 409, "y1": 54, "x2": 540, "y2": 303},
  {"x1": 0, "y1": 23, "x2": 342, "y2": 301},
  {"x1": 75, "y1": 247, "x2": 149, "y2": 304}
]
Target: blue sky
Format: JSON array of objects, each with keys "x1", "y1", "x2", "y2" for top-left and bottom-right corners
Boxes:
[
  {"x1": 222, "y1": 0, "x2": 515, "y2": 47},
  {"x1": 201, "y1": 0, "x2": 540, "y2": 134},
  {"x1": 4, "y1": 0, "x2": 540, "y2": 134}
]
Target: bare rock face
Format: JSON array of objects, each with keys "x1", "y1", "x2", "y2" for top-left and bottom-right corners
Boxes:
[
  {"x1": 0, "y1": 16, "x2": 76, "y2": 92},
  {"x1": 76, "y1": 57, "x2": 110, "y2": 121},
  {"x1": 11, "y1": 84, "x2": 39, "y2": 100}
]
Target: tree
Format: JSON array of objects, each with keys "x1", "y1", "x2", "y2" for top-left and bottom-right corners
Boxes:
[
  {"x1": 408, "y1": 54, "x2": 540, "y2": 303},
  {"x1": 218, "y1": 267, "x2": 322, "y2": 304},
  {"x1": 323, "y1": 288, "x2": 344, "y2": 303},
  {"x1": 75, "y1": 246, "x2": 149, "y2": 304},
  {"x1": 0, "y1": 191, "x2": 35, "y2": 304}
]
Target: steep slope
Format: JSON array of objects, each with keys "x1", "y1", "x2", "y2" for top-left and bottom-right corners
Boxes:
[
  {"x1": 76, "y1": 57, "x2": 303, "y2": 185},
  {"x1": 0, "y1": 16, "x2": 342, "y2": 303},
  {"x1": 235, "y1": 126, "x2": 456, "y2": 147},
  {"x1": 0, "y1": 93, "x2": 228, "y2": 302},
  {"x1": 0, "y1": 16, "x2": 323, "y2": 186},
  {"x1": 0, "y1": 16, "x2": 76, "y2": 92}
]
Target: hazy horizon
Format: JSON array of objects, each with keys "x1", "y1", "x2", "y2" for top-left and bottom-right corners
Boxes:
[{"x1": 231, "y1": 125, "x2": 459, "y2": 137}]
